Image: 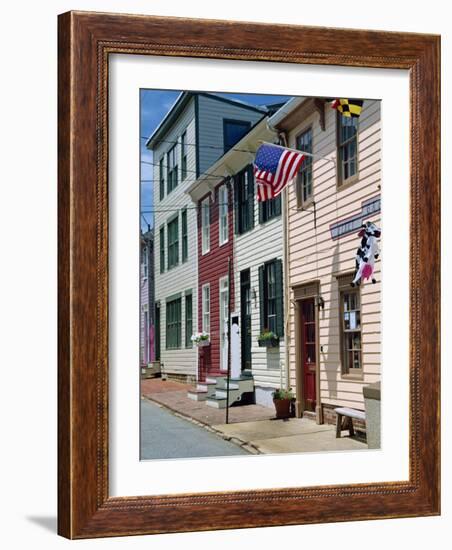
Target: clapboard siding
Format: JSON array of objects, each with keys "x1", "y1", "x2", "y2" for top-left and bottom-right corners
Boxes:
[
  {"x1": 283, "y1": 99, "x2": 381, "y2": 413},
  {"x1": 140, "y1": 262, "x2": 149, "y2": 365},
  {"x1": 152, "y1": 99, "x2": 198, "y2": 379},
  {"x1": 233, "y1": 172, "x2": 286, "y2": 395},
  {"x1": 197, "y1": 95, "x2": 264, "y2": 174},
  {"x1": 150, "y1": 95, "x2": 269, "y2": 380},
  {"x1": 197, "y1": 182, "x2": 235, "y2": 379}
]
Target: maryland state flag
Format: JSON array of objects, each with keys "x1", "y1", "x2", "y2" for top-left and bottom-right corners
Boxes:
[{"x1": 331, "y1": 98, "x2": 364, "y2": 118}]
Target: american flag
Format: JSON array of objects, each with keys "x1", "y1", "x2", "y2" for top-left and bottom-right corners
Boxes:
[{"x1": 253, "y1": 143, "x2": 306, "y2": 202}]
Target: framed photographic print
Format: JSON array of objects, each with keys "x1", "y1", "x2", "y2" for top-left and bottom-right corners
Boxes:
[{"x1": 58, "y1": 11, "x2": 440, "y2": 539}]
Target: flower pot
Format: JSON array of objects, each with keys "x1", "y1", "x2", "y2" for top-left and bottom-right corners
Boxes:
[
  {"x1": 258, "y1": 337, "x2": 279, "y2": 348},
  {"x1": 196, "y1": 340, "x2": 210, "y2": 347},
  {"x1": 273, "y1": 398, "x2": 292, "y2": 419}
]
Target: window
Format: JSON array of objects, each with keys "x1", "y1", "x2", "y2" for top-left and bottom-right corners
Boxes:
[
  {"x1": 259, "y1": 259, "x2": 284, "y2": 337},
  {"x1": 167, "y1": 216, "x2": 179, "y2": 270},
  {"x1": 337, "y1": 114, "x2": 358, "y2": 186},
  {"x1": 259, "y1": 194, "x2": 281, "y2": 224},
  {"x1": 218, "y1": 184, "x2": 228, "y2": 245},
  {"x1": 159, "y1": 157, "x2": 165, "y2": 201},
  {"x1": 201, "y1": 197, "x2": 210, "y2": 254},
  {"x1": 142, "y1": 246, "x2": 148, "y2": 278},
  {"x1": 265, "y1": 262, "x2": 277, "y2": 333},
  {"x1": 159, "y1": 226, "x2": 165, "y2": 273},
  {"x1": 181, "y1": 208, "x2": 188, "y2": 262},
  {"x1": 296, "y1": 128, "x2": 313, "y2": 207},
  {"x1": 202, "y1": 284, "x2": 210, "y2": 334},
  {"x1": 340, "y1": 289, "x2": 362, "y2": 375},
  {"x1": 167, "y1": 143, "x2": 178, "y2": 194},
  {"x1": 223, "y1": 119, "x2": 251, "y2": 152},
  {"x1": 235, "y1": 166, "x2": 254, "y2": 235},
  {"x1": 181, "y1": 131, "x2": 187, "y2": 181},
  {"x1": 185, "y1": 292, "x2": 193, "y2": 348},
  {"x1": 166, "y1": 297, "x2": 182, "y2": 349}
]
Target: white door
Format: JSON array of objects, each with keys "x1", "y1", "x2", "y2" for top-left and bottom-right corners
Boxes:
[{"x1": 219, "y1": 276, "x2": 229, "y2": 372}]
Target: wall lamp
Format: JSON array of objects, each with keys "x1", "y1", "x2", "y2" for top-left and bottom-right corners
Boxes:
[{"x1": 316, "y1": 296, "x2": 325, "y2": 310}]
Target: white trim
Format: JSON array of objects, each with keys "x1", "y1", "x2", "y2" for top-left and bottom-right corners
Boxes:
[
  {"x1": 201, "y1": 197, "x2": 210, "y2": 255},
  {"x1": 219, "y1": 275, "x2": 229, "y2": 372},
  {"x1": 218, "y1": 184, "x2": 229, "y2": 246},
  {"x1": 202, "y1": 283, "x2": 211, "y2": 334}
]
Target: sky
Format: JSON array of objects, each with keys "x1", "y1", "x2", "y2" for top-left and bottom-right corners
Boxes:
[{"x1": 140, "y1": 90, "x2": 292, "y2": 232}]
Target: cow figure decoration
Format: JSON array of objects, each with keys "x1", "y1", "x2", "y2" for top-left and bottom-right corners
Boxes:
[{"x1": 351, "y1": 221, "x2": 381, "y2": 287}]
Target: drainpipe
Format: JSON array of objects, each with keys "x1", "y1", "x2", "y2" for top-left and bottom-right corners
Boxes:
[{"x1": 266, "y1": 121, "x2": 291, "y2": 391}]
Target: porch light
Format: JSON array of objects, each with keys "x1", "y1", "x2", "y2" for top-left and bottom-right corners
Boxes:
[{"x1": 316, "y1": 296, "x2": 325, "y2": 310}]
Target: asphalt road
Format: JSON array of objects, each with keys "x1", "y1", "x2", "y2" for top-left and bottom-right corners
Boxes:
[{"x1": 140, "y1": 398, "x2": 249, "y2": 460}]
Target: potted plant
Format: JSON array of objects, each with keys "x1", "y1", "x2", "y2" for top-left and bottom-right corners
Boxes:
[
  {"x1": 272, "y1": 387, "x2": 295, "y2": 419},
  {"x1": 257, "y1": 328, "x2": 279, "y2": 348},
  {"x1": 191, "y1": 331, "x2": 210, "y2": 347}
]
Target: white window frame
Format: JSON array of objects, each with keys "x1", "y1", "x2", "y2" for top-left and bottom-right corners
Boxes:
[
  {"x1": 201, "y1": 197, "x2": 210, "y2": 255},
  {"x1": 202, "y1": 284, "x2": 210, "y2": 334},
  {"x1": 218, "y1": 184, "x2": 229, "y2": 246}
]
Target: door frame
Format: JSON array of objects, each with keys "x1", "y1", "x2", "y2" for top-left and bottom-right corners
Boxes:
[
  {"x1": 219, "y1": 275, "x2": 229, "y2": 373},
  {"x1": 293, "y1": 281, "x2": 321, "y2": 423}
]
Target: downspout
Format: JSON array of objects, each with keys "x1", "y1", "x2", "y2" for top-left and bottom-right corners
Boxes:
[{"x1": 266, "y1": 120, "x2": 291, "y2": 391}]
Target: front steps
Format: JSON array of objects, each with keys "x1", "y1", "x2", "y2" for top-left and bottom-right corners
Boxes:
[
  {"x1": 187, "y1": 380, "x2": 217, "y2": 402},
  {"x1": 187, "y1": 375, "x2": 254, "y2": 409}
]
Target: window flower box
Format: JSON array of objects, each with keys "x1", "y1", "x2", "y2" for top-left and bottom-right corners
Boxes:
[
  {"x1": 257, "y1": 330, "x2": 280, "y2": 348},
  {"x1": 191, "y1": 332, "x2": 210, "y2": 347}
]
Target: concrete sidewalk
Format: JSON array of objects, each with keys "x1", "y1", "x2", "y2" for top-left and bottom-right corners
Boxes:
[
  {"x1": 141, "y1": 378, "x2": 367, "y2": 454},
  {"x1": 212, "y1": 417, "x2": 367, "y2": 454}
]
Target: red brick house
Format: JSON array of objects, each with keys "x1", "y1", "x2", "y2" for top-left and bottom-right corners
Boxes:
[{"x1": 195, "y1": 180, "x2": 235, "y2": 381}]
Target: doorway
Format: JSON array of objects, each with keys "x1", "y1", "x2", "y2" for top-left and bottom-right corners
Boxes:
[
  {"x1": 240, "y1": 269, "x2": 251, "y2": 371},
  {"x1": 300, "y1": 298, "x2": 317, "y2": 412},
  {"x1": 219, "y1": 276, "x2": 229, "y2": 373}
]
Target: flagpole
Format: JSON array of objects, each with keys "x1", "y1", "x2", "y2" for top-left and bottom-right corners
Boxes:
[{"x1": 259, "y1": 140, "x2": 336, "y2": 165}]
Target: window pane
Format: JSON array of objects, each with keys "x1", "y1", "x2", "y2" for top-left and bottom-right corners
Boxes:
[
  {"x1": 185, "y1": 294, "x2": 192, "y2": 347},
  {"x1": 224, "y1": 120, "x2": 250, "y2": 151},
  {"x1": 341, "y1": 289, "x2": 362, "y2": 373},
  {"x1": 296, "y1": 128, "x2": 313, "y2": 205},
  {"x1": 339, "y1": 116, "x2": 358, "y2": 184},
  {"x1": 182, "y1": 209, "x2": 188, "y2": 262}
]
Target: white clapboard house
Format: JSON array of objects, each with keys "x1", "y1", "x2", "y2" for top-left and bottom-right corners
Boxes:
[{"x1": 146, "y1": 92, "x2": 266, "y2": 382}]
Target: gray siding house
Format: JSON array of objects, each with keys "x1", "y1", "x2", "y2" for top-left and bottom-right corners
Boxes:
[{"x1": 146, "y1": 92, "x2": 266, "y2": 382}]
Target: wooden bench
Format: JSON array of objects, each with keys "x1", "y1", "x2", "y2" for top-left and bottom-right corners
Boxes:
[{"x1": 334, "y1": 407, "x2": 366, "y2": 438}]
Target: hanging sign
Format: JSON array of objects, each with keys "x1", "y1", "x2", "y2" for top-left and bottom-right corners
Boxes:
[{"x1": 330, "y1": 195, "x2": 381, "y2": 240}]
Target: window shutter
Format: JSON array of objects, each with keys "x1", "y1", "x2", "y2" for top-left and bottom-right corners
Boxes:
[
  {"x1": 233, "y1": 175, "x2": 240, "y2": 234},
  {"x1": 258, "y1": 265, "x2": 265, "y2": 332},
  {"x1": 274, "y1": 195, "x2": 282, "y2": 217},
  {"x1": 258, "y1": 201, "x2": 264, "y2": 224},
  {"x1": 248, "y1": 165, "x2": 255, "y2": 229},
  {"x1": 275, "y1": 259, "x2": 284, "y2": 337}
]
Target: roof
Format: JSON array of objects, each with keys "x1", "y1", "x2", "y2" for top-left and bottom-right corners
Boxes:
[
  {"x1": 146, "y1": 91, "x2": 268, "y2": 150},
  {"x1": 185, "y1": 116, "x2": 277, "y2": 202}
]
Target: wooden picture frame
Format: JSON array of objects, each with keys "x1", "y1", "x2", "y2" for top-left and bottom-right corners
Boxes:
[{"x1": 58, "y1": 11, "x2": 440, "y2": 539}]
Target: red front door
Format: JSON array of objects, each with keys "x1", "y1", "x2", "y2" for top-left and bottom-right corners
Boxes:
[{"x1": 301, "y1": 299, "x2": 317, "y2": 412}]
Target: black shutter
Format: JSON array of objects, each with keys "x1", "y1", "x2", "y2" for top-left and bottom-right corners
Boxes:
[
  {"x1": 233, "y1": 175, "x2": 240, "y2": 234},
  {"x1": 258, "y1": 265, "x2": 265, "y2": 333},
  {"x1": 248, "y1": 165, "x2": 255, "y2": 230},
  {"x1": 275, "y1": 259, "x2": 284, "y2": 337},
  {"x1": 258, "y1": 201, "x2": 264, "y2": 224},
  {"x1": 274, "y1": 195, "x2": 282, "y2": 217}
]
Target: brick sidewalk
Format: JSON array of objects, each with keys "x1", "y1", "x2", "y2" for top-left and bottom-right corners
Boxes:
[{"x1": 141, "y1": 378, "x2": 274, "y2": 426}]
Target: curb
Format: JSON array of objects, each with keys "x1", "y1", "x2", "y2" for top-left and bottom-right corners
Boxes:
[{"x1": 141, "y1": 395, "x2": 262, "y2": 455}]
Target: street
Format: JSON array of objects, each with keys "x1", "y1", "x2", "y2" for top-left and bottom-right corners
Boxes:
[{"x1": 140, "y1": 398, "x2": 249, "y2": 459}]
